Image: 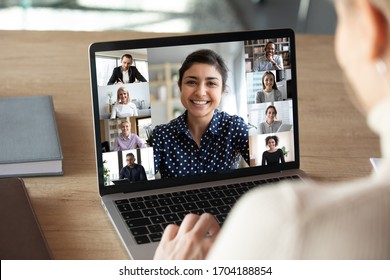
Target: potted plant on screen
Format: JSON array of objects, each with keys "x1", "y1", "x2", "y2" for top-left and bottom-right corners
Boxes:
[
  {"x1": 281, "y1": 146, "x2": 289, "y2": 159},
  {"x1": 103, "y1": 160, "x2": 110, "y2": 186}
]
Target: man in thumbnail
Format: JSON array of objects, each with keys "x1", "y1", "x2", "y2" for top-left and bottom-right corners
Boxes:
[
  {"x1": 119, "y1": 153, "x2": 147, "y2": 182},
  {"x1": 114, "y1": 121, "x2": 146, "y2": 151},
  {"x1": 253, "y1": 41, "x2": 284, "y2": 71},
  {"x1": 107, "y1": 54, "x2": 147, "y2": 85}
]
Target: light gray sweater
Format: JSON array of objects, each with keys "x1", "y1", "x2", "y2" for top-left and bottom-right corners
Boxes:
[{"x1": 208, "y1": 98, "x2": 390, "y2": 259}]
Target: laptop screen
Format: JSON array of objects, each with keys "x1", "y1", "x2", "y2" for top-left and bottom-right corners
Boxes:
[{"x1": 89, "y1": 29, "x2": 299, "y2": 195}]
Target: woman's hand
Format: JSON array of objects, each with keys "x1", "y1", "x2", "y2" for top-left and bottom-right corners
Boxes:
[{"x1": 154, "y1": 213, "x2": 220, "y2": 260}]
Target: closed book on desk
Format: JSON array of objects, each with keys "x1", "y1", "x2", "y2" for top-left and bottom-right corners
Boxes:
[
  {"x1": 0, "y1": 96, "x2": 63, "y2": 177},
  {"x1": 0, "y1": 177, "x2": 52, "y2": 259}
]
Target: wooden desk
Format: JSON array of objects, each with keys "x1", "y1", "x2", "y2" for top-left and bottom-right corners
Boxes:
[{"x1": 0, "y1": 31, "x2": 380, "y2": 259}]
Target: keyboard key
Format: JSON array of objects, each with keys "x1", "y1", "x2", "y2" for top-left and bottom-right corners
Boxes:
[
  {"x1": 150, "y1": 215, "x2": 166, "y2": 224},
  {"x1": 121, "y1": 210, "x2": 143, "y2": 220},
  {"x1": 217, "y1": 205, "x2": 231, "y2": 214},
  {"x1": 186, "y1": 189, "x2": 200, "y2": 194},
  {"x1": 183, "y1": 202, "x2": 197, "y2": 211},
  {"x1": 221, "y1": 197, "x2": 236, "y2": 205},
  {"x1": 216, "y1": 214, "x2": 227, "y2": 224},
  {"x1": 144, "y1": 200, "x2": 160, "y2": 208},
  {"x1": 131, "y1": 226, "x2": 148, "y2": 236},
  {"x1": 210, "y1": 198, "x2": 224, "y2": 207},
  {"x1": 198, "y1": 193, "x2": 212, "y2": 200},
  {"x1": 134, "y1": 235, "x2": 150, "y2": 244},
  {"x1": 131, "y1": 201, "x2": 146, "y2": 210},
  {"x1": 149, "y1": 233, "x2": 163, "y2": 242},
  {"x1": 190, "y1": 209, "x2": 204, "y2": 215},
  {"x1": 143, "y1": 195, "x2": 158, "y2": 200},
  {"x1": 117, "y1": 203, "x2": 131, "y2": 212},
  {"x1": 204, "y1": 207, "x2": 219, "y2": 215},
  {"x1": 172, "y1": 191, "x2": 186, "y2": 197},
  {"x1": 115, "y1": 199, "x2": 129, "y2": 205},
  {"x1": 196, "y1": 200, "x2": 211, "y2": 208},
  {"x1": 142, "y1": 208, "x2": 158, "y2": 217},
  {"x1": 235, "y1": 186, "x2": 249, "y2": 195},
  {"x1": 148, "y1": 224, "x2": 164, "y2": 233},
  {"x1": 171, "y1": 196, "x2": 186, "y2": 204},
  {"x1": 129, "y1": 197, "x2": 144, "y2": 202},
  {"x1": 223, "y1": 189, "x2": 238, "y2": 197},
  {"x1": 158, "y1": 197, "x2": 173, "y2": 206},
  {"x1": 156, "y1": 206, "x2": 171, "y2": 215},
  {"x1": 213, "y1": 185, "x2": 226, "y2": 191},
  {"x1": 169, "y1": 204, "x2": 185, "y2": 213},
  {"x1": 164, "y1": 213, "x2": 179, "y2": 222},
  {"x1": 184, "y1": 194, "x2": 199, "y2": 202},
  {"x1": 210, "y1": 191, "x2": 225, "y2": 199},
  {"x1": 126, "y1": 217, "x2": 151, "y2": 228}
]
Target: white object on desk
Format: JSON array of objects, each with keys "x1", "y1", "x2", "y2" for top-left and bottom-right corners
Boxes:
[{"x1": 370, "y1": 158, "x2": 382, "y2": 172}]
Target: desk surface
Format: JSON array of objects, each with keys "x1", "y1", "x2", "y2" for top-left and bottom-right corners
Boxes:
[{"x1": 0, "y1": 31, "x2": 380, "y2": 259}]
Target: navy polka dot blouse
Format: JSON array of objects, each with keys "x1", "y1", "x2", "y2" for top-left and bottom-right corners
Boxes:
[{"x1": 153, "y1": 109, "x2": 250, "y2": 178}]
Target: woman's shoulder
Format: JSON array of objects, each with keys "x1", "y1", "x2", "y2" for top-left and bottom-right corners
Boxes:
[
  {"x1": 154, "y1": 116, "x2": 182, "y2": 132},
  {"x1": 218, "y1": 113, "x2": 248, "y2": 138},
  {"x1": 153, "y1": 122, "x2": 169, "y2": 133},
  {"x1": 111, "y1": 103, "x2": 121, "y2": 112}
]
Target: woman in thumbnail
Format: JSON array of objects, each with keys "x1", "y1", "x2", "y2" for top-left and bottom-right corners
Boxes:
[
  {"x1": 255, "y1": 71, "x2": 283, "y2": 103},
  {"x1": 261, "y1": 135, "x2": 285, "y2": 165},
  {"x1": 110, "y1": 87, "x2": 138, "y2": 119},
  {"x1": 260, "y1": 105, "x2": 282, "y2": 134},
  {"x1": 152, "y1": 49, "x2": 249, "y2": 178}
]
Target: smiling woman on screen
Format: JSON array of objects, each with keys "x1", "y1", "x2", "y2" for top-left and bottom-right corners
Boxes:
[{"x1": 152, "y1": 49, "x2": 250, "y2": 179}]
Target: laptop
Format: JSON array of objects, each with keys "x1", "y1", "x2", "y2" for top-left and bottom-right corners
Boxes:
[{"x1": 89, "y1": 29, "x2": 306, "y2": 259}]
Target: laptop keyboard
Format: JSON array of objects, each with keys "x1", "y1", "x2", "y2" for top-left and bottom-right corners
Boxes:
[{"x1": 114, "y1": 175, "x2": 301, "y2": 245}]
